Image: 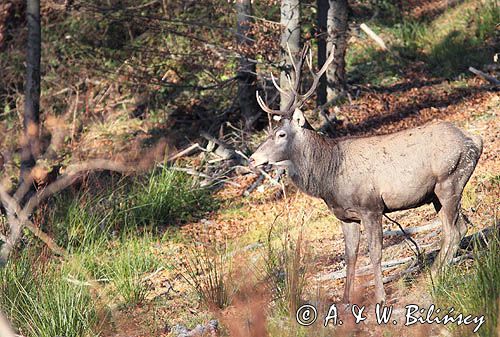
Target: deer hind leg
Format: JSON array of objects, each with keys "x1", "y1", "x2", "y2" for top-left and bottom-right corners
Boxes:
[
  {"x1": 362, "y1": 213, "x2": 385, "y2": 304},
  {"x1": 341, "y1": 221, "x2": 360, "y2": 304},
  {"x1": 433, "y1": 159, "x2": 477, "y2": 271}
]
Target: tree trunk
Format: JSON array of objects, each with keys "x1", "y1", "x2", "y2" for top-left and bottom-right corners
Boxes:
[
  {"x1": 21, "y1": 0, "x2": 41, "y2": 181},
  {"x1": 280, "y1": 0, "x2": 300, "y2": 110},
  {"x1": 325, "y1": 0, "x2": 349, "y2": 102},
  {"x1": 236, "y1": 0, "x2": 259, "y2": 131},
  {"x1": 317, "y1": 0, "x2": 328, "y2": 106}
]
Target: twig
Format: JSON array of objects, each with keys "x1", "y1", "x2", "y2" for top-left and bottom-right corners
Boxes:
[
  {"x1": 468, "y1": 67, "x2": 500, "y2": 85},
  {"x1": 363, "y1": 263, "x2": 420, "y2": 287},
  {"x1": 142, "y1": 267, "x2": 165, "y2": 282},
  {"x1": 244, "y1": 174, "x2": 265, "y2": 196},
  {"x1": 169, "y1": 167, "x2": 212, "y2": 179}
]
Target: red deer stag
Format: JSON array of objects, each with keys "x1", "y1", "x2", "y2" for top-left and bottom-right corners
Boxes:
[{"x1": 249, "y1": 45, "x2": 483, "y2": 304}]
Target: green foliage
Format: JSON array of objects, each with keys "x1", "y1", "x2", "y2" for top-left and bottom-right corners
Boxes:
[
  {"x1": 46, "y1": 166, "x2": 214, "y2": 250},
  {"x1": 432, "y1": 232, "x2": 500, "y2": 337},
  {"x1": 98, "y1": 234, "x2": 161, "y2": 306},
  {"x1": 126, "y1": 165, "x2": 215, "y2": 227},
  {"x1": 348, "y1": 0, "x2": 499, "y2": 82},
  {"x1": 0, "y1": 253, "x2": 98, "y2": 337},
  {"x1": 48, "y1": 192, "x2": 114, "y2": 252}
]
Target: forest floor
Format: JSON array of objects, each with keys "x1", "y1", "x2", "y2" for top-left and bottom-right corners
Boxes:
[{"x1": 107, "y1": 75, "x2": 499, "y2": 337}]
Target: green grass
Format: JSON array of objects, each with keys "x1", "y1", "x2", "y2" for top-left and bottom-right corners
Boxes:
[
  {"x1": 99, "y1": 234, "x2": 162, "y2": 306},
  {"x1": 44, "y1": 165, "x2": 215, "y2": 251},
  {"x1": 180, "y1": 244, "x2": 235, "y2": 310},
  {"x1": 432, "y1": 231, "x2": 500, "y2": 337},
  {"x1": 0, "y1": 165, "x2": 214, "y2": 334},
  {"x1": 347, "y1": 0, "x2": 499, "y2": 82},
  {"x1": 0, "y1": 253, "x2": 99, "y2": 337},
  {"x1": 126, "y1": 165, "x2": 215, "y2": 228}
]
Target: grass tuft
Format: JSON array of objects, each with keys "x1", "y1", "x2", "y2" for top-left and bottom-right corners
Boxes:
[
  {"x1": 0, "y1": 253, "x2": 98, "y2": 337},
  {"x1": 432, "y1": 230, "x2": 500, "y2": 337},
  {"x1": 180, "y1": 244, "x2": 234, "y2": 310}
]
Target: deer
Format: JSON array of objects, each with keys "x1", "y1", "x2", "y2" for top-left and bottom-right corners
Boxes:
[{"x1": 249, "y1": 44, "x2": 483, "y2": 304}]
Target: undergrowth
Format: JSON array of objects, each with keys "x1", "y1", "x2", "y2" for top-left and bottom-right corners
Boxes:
[
  {"x1": 0, "y1": 165, "x2": 213, "y2": 335},
  {"x1": 432, "y1": 229, "x2": 500, "y2": 337},
  {"x1": 0, "y1": 253, "x2": 98, "y2": 337},
  {"x1": 348, "y1": 0, "x2": 499, "y2": 83}
]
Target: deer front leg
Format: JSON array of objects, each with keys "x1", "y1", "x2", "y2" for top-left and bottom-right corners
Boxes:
[
  {"x1": 363, "y1": 212, "x2": 385, "y2": 303},
  {"x1": 341, "y1": 221, "x2": 360, "y2": 303}
]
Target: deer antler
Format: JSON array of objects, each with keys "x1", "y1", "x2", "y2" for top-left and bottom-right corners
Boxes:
[{"x1": 256, "y1": 42, "x2": 335, "y2": 117}]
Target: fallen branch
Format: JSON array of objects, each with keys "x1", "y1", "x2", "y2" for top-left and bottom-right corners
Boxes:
[
  {"x1": 167, "y1": 143, "x2": 205, "y2": 162},
  {"x1": 468, "y1": 67, "x2": 500, "y2": 85},
  {"x1": 383, "y1": 219, "x2": 440, "y2": 237},
  {"x1": 321, "y1": 256, "x2": 414, "y2": 280},
  {"x1": 244, "y1": 174, "x2": 265, "y2": 196},
  {"x1": 201, "y1": 132, "x2": 240, "y2": 161},
  {"x1": 360, "y1": 23, "x2": 388, "y2": 51}
]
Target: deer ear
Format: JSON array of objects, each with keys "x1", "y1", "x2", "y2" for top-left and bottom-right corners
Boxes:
[{"x1": 292, "y1": 109, "x2": 307, "y2": 127}]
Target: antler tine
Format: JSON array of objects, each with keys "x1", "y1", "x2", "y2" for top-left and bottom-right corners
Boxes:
[
  {"x1": 270, "y1": 72, "x2": 291, "y2": 98},
  {"x1": 256, "y1": 91, "x2": 287, "y2": 115},
  {"x1": 286, "y1": 74, "x2": 296, "y2": 94},
  {"x1": 297, "y1": 45, "x2": 336, "y2": 105},
  {"x1": 282, "y1": 43, "x2": 310, "y2": 114},
  {"x1": 306, "y1": 47, "x2": 314, "y2": 76},
  {"x1": 286, "y1": 43, "x2": 298, "y2": 74}
]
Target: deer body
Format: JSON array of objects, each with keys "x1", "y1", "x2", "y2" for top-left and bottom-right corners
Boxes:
[
  {"x1": 250, "y1": 44, "x2": 483, "y2": 304},
  {"x1": 285, "y1": 121, "x2": 482, "y2": 218}
]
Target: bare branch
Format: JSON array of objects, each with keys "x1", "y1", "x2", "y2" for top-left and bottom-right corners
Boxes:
[
  {"x1": 0, "y1": 181, "x2": 67, "y2": 258},
  {"x1": 383, "y1": 219, "x2": 440, "y2": 237},
  {"x1": 468, "y1": 66, "x2": 500, "y2": 85},
  {"x1": 23, "y1": 159, "x2": 137, "y2": 218}
]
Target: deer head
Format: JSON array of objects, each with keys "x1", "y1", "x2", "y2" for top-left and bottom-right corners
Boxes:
[{"x1": 250, "y1": 43, "x2": 335, "y2": 167}]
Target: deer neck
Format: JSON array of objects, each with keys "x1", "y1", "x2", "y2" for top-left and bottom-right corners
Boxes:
[{"x1": 287, "y1": 130, "x2": 341, "y2": 198}]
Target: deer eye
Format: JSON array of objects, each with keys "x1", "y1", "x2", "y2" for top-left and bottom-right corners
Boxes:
[{"x1": 276, "y1": 131, "x2": 286, "y2": 139}]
